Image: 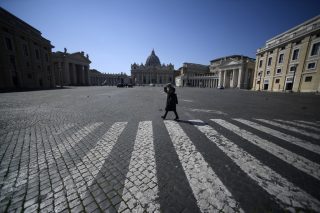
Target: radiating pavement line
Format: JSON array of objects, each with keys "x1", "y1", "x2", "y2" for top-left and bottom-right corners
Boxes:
[
  {"x1": 51, "y1": 123, "x2": 75, "y2": 135},
  {"x1": 256, "y1": 119, "x2": 320, "y2": 140},
  {"x1": 164, "y1": 120, "x2": 244, "y2": 213},
  {"x1": 234, "y1": 118, "x2": 320, "y2": 155},
  {"x1": 40, "y1": 122, "x2": 127, "y2": 207},
  {"x1": 192, "y1": 119, "x2": 320, "y2": 211},
  {"x1": 211, "y1": 119, "x2": 320, "y2": 181},
  {"x1": 118, "y1": 121, "x2": 160, "y2": 212},
  {"x1": 275, "y1": 119, "x2": 320, "y2": 132},
  {"x1": 1, "y1": 123, "x2": 85, "y2": 198},
  {"x1": 13, "y1": 122, "x2": 103, "y2": 188}
]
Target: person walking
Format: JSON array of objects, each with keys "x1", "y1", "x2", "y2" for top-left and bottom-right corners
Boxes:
[{"x1": 161, "y1": 83, "x2": 179, "y2": 120}]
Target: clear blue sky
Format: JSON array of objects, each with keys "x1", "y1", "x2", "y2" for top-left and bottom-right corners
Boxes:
[{"x1": 1, "y1": 0, "x2": 320, "y2": 74}]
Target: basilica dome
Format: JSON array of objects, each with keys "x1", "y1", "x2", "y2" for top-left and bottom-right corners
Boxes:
[{"x1": 145, "y1": 49, "x2": 161, "y2": 67}]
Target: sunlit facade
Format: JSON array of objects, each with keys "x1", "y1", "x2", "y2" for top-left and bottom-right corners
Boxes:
[
  {"x1": 211, "y1": 55, "x2": 255, "y2": 89},
  {"x1": 253, "y1": 15, "x2": 320, "y2": 92}
]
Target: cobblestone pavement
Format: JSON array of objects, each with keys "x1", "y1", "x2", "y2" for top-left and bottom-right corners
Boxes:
[{"x1": 0, "y1": 87, "x2": 320, "y2": 212}]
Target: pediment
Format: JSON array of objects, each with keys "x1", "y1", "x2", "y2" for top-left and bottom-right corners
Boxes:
[
  {"x1": 69, "y1": 53, "x2": 91, "y2": 63},
  {"x1": 219, "y1": 59, "x2": 242, "y2": 68}
]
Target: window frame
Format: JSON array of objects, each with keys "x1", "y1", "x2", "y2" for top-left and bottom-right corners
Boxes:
[
  {"x1": 289, "y1": 65, "x2": 297, "y2": 72},
  {"x1": 35, "y1": 49, "x2": 40, "y2": 60},
  {"x1": 276, "y1": 68, "x2": 282, "y2": 74},
  {"x1": 23, "y1": 43, "x2": 29, "y2": 56},
  {"x1": 278, "y1": 53, "x2": 284, "y2": 64},
  {"x1": 267, "y1": 57, "x2": 272, "y2": 66},
  {"x1": 292, "y1": 48, "x2": 300, "y2": 61},
  {"x1": 306, "y1": 62, "x2": 317, "y2": 70},
  {"x1": 305, "y1": 76, "x2": 312, "y2": 82},
  {"x1": 5, "y1": 37, "x2": 13, "y2": 51},
  {"x1": 259, "y1": 60, "x2": 263, "y2": 68},
  {"x1": 310, "y1": 41, "x2": 320, "y2": 57}
]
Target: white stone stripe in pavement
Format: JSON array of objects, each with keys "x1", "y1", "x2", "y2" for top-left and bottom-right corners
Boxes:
[
  {"x1": 192, "y1": 119, "x2": 320, "y2": 211},
  {"x1": 295, "y1": 120, "x2": 320, "y2": 128},
  {"x1": 256, "y1": 119, "x2": 320, "y2": 140},
  {"x1": 234, "y1": 119, "x2": 320, "y2": 155},
  {"x1": 15, "y1": 122, "x2": 103, "y2": 187},
  {"x1": 75, "y1": 122, "x2": 127, "y2": 196},
  {"x1": 118, "y1": 121, "x2": 160, "y2": 212},
  {"x1": 275, "y1": 119, "x2": 320, "y2": 132},
  {"x1": 52, "y1": 123, "x2": 75, "y2": 135},
  {"x1": 0, "y1": 124, "x2": 78, "y2": 191},
  {"x1": 41, "y1": 122, "x2": 127, "y2": 207},
  {"x1": 164, "y1": 120, "x2": 244, "y2": 213},
  {"x1": 211, "y1": 119, "x2": 320, "y2": 181}
]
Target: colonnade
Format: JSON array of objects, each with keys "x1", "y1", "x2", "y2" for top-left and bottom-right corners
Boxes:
[
  {"x1": 187, "y1": 78, "x2": 219, "y2": 88},
  {"x1": 218, "y1": 68, "x2": 242, "y2": 88},
  {"x1": 181, "y1": 73, "x2": 219, "y2": 88},
  {"x1": 134, "y1": 72, "x2": 174, "y2": 85},
  {"x1": 54, "y1": 62, "x2": 89, "y2": 86}
]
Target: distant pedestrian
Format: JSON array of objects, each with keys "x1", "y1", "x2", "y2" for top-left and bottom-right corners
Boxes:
[{"x1": 161, "y1": 83, "x2": 179, "y2": 120}]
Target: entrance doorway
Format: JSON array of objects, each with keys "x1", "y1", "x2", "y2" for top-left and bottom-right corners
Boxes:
[
  {"x1": 285, "y1": 82, "x2": 293, "y2": 90},
  {"x1": 264, "y1": 83, "x2": 269, "y2": 90}
]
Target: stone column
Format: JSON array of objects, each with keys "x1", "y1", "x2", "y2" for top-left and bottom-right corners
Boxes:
[
  {"x1": 218, "y1": 71, "x2": 223, "y2": 87},
  {"x1": 73, "y1": 64, "x2": 78, "y2": 85},
  {"x1": 64, "y1": 61, "x2": 71, "y2": 85},
  {"x1": 237, "y1": 68, "x2": 242, "y2": 88},
  {"x1": 231, "y1": 69, "x2": 236, "y2": 88},
  {"x1": 61, "y1": 62, "x2": 66, "y2": 85},
  {"x1": 68, "y1": 63, "x2": 73, "y2": 85},
  {"x1": 84, "y1": 66, "x2": 89, "y2": 85},
  {"x1": 223, "y1": 70, "x2": 227, "y2": 87},
  {"x1": 82, "y1": 65, "x2": 85, "y2": 85}
]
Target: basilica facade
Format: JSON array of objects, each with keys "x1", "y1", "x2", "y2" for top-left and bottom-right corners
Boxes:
[{"x1": 131, "y1": 50, "x2": 176, "y2": 85}]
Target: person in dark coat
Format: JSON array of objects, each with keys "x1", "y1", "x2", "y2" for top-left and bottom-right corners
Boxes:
[{"x1": 161, "y1": 84, "x2": 179, "y2": 120}]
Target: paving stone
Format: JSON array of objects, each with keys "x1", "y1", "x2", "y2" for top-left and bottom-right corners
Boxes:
[
  {"x1": 110, "y1": 195, "x2": 122, "y2": 206},
  {"x1": 54, "y1": 201, "x2": 68, "y2": 212},
  {"x1": 70, "y1": 203, "x2": 84, "y2": 213},
  {"x1": 82, "y1": 195, "x2": 95, "y2": 206},
  {"x1": 24, "y1": 204, "x2": 38, "y2": 213},
  {"x1": 84, "y1": 201, "x2": 99, "y2": 212},
  {"x1": 40, "y1": 204, "x2": 54, "y2": 213},
  {"x1": 104, "y1": 205, "x2": 117, "y2": 213},
  {"x1": 97, "y1": 198, "x2": 111, "y2": 211},
  {"x1": 24, "y1": 198, "x2": 37, "y2": 209}
]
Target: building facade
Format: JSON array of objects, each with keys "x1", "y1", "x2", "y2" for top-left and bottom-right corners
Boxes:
[
  {"x1": 90, "y1": 69, "x2": 130, "y2": 86},
  {"x1": 0, "y1": 7, "x2": 55, "y2": 89},
  {"x1": 253, "y1": 15, "x2": 320, "y2": 92},
  {"x1": 52, "y1": 49, "x2": 91, "y2": 86},
  {"x1": 176, "y1": 56, "x2": 254, "y2": 89},
  {"x1": 176, "y1": 63, "x2": 217, "y2": 87},
  {"x1": 212, "y1": 55, "x2": 255, "y2": 89},
  {"x1": 131, "y1": 50, "x2": 175, "y2": 85}
]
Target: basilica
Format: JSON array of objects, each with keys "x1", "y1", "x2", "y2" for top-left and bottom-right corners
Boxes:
[{"x1": 131, "y1": 50, "x2": 176, "y2": 85}]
